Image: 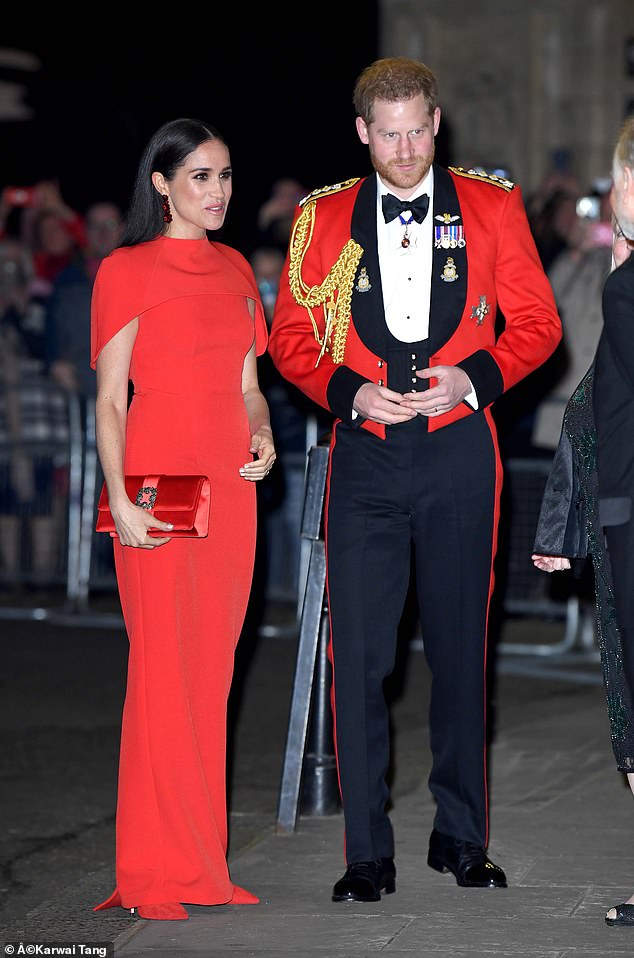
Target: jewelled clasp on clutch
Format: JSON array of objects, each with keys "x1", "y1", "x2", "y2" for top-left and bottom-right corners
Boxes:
[{"x1": 136, "y1": 486, "x2": 158, "y2": 509}]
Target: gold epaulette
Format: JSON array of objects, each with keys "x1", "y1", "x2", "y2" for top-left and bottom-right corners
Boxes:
[
  {"x1": 449, "y1": 166, "x2": 515, "y2": 192},
  {"x1": 299, "y1": 177, "x2": 360, "y2": 207},
  {"x1": 288, "y1": 192, "x2": 363, "y2": 366}
]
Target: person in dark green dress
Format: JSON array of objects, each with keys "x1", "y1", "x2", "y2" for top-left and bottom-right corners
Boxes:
[{"x1": 533, "y1": 124, "x2": 634, "y2": 926}]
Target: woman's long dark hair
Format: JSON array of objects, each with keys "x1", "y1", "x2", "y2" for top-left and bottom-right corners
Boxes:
[{"x1": 119, "y1": 118, "x2": 227, "y2": 248}]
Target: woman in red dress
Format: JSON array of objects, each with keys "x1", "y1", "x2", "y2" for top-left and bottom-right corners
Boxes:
[{"x1": 90, "y1": 119, "x2": 276, "y2": 921}]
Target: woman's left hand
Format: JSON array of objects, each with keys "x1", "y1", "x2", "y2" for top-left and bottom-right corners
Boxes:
[
  {"x1": 531, "y1": 554, "x2": 571, "y2": 572},
  {"x1": 240, "y1": 426, "x2": 276, "y2": 481}
]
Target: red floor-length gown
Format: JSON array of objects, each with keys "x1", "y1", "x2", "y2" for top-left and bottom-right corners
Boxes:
[{"x1": 90, "y1": 235, "x2": 268, "y2": 908}]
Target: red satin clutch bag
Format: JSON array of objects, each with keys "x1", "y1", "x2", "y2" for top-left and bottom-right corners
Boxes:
[{"x1": 96, "y1": 474, "x2": 211, "y2": 538}]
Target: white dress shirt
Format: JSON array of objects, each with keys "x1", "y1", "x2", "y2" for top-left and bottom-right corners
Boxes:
[
  {"x1": 375, "y1": 171, "x2": 477, "y2": 408},
  {"x1": 377, "y1": 169, "x2": 434, "y2": 342}
]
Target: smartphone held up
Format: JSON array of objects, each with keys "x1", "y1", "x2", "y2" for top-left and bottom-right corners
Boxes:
[
  {"x1": 2, "y1": 186, "x2": 36, "y2": 208},
  {"x1": 576, "y1": 193, "x2": 613, "y2": 249}
]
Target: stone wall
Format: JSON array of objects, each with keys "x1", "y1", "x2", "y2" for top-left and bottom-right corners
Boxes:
[{"x1": 380, "y1": 0, "x2": 634, "y2": 195}]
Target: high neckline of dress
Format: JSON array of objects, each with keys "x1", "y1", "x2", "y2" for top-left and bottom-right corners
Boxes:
[{"x1": 158, "y1": 234, "x2": 210, "y2": 244}]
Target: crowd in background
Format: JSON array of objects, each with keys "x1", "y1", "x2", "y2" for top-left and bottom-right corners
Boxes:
[
  {"x1": 0, "y1": 162, "x2": 618, "y2": 590},
  {"x1": 0, "y1": 182, "x2": 124, "y2": 586}
]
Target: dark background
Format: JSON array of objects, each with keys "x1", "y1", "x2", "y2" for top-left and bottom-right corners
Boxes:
[
  {"x1": 2, "y1": 16, "x2": 458, "y2": 257},
  {"x1": 2, "y1": 15, "x2": 389, "y2": 255}
]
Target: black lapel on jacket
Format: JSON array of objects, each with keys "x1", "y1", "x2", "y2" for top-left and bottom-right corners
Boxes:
[
  {"x1": 429, "y1": 165, "x2": 468, "y2": 353},
  {"x1": 350, "y1": 176, "x2": 388, "y2": 358}
]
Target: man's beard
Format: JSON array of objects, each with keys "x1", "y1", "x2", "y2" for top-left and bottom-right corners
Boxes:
[{"x1": 370, "y1": 149, "x2": 434, "y2": 193}]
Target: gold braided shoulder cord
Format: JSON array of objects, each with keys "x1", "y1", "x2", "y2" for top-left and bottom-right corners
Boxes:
[{"x1": 288, "y1": 200, "x2": 363, "y2": 367}]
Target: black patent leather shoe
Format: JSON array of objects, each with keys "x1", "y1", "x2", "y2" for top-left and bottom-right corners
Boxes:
[
  {"x1": 332, "y1": 857, "x2": 396, "y2": 902},
  {"x1": 606, "y1": 903, "x2": 634, "y2": 926},
  {"x1": 427, "y1": 829, "x2": 507, "y2": 888}
]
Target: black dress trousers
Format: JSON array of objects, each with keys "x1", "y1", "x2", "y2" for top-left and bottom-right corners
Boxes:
[{"x1": 325, "y1": 355, "x2": 498, "y2": 863}]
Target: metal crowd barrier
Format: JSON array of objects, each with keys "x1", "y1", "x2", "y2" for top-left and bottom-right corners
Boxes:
[
  {"x1": 0, "y1": 382, "x2": 83, "y2": 618},
  {"x1": 0, "y1": 393, "x2": 311, "y2": 628},
  {"x1": 277, "y1": 443, "x2": 338, "y2": 832},
  {"x1": 496, "y1": 456, "x2": 596, "y2": 655}
]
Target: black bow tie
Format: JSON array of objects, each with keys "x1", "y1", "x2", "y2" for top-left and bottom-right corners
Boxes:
[{"x1": 382, "y1": 192, "x2": 430, "y2": 224}]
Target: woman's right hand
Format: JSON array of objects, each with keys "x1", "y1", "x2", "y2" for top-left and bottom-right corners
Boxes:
[
  {"x1": 111, "y1": 498, "x2": 173, "y2": 549},
  {"x1": 531, "y1": 554, "x2": 571, "y2": 573}
]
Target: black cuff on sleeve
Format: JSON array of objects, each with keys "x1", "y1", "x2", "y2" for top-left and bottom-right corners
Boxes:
[
  {"x1": 457, "y1": 350, "x2": 504, "y2": 409},
  {"x1": 326, "y1": 366, "x2": 371, "y2": 427}
]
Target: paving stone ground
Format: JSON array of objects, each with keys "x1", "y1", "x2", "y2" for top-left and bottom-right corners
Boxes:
[{"x1": 1, "y1": 604, "x2": 632, "y2": 957}]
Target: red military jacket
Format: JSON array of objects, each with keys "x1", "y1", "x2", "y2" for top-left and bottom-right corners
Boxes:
[{"x1": 268, "y1": 165, "x2": 561, "y2": 439}]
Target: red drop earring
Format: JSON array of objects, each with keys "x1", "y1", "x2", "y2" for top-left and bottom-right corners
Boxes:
[{"x1": 162, "y1": 194, "x2": 172, "y2": 224}]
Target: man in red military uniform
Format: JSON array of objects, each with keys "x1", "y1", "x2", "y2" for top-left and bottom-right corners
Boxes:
[{"x1": 269, "y1": 57, "x2": 561, "y2": 902}]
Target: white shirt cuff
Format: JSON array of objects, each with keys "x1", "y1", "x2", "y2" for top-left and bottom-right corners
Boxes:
[{"x1": 464, "y1": 380, "x2": 478, "y2": 409}]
